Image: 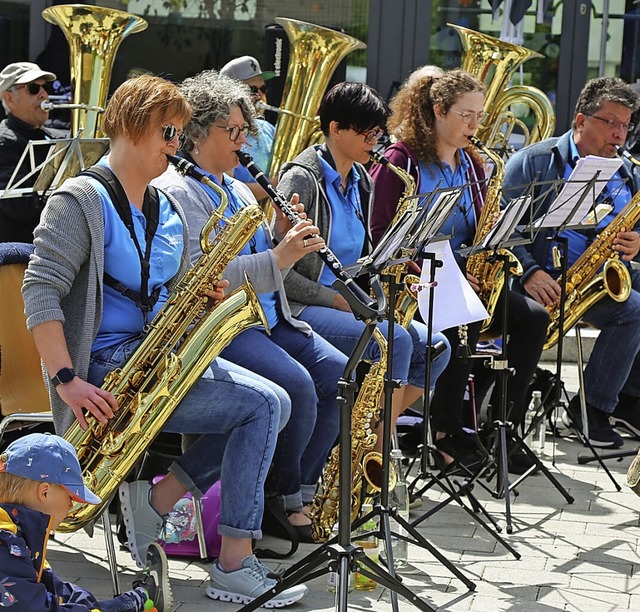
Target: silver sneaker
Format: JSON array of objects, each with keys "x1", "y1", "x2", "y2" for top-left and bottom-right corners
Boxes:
[
  {"x1": 132, "y1": 542, "x2": 173, "y2": 612},
  {"x1": 119, "y1": 481, "x2": 164, "y2": 569},
  {"x1": 207, "y1": 555, "x2": 308, "y2": 608}
]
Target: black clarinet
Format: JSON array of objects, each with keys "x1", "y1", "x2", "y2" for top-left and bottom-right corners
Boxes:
[{"x1": 236, "y1": 150, "x2": 383, "y2": 320}]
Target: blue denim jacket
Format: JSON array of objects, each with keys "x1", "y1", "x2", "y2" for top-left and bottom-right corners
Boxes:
[{"x1": 503, "y1": 130, "x2": 640, "y2": 287}]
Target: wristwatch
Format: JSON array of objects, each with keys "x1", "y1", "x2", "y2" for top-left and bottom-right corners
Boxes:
[{"x1": 51, "y1": 367, "x2": 77, "y2": 388}]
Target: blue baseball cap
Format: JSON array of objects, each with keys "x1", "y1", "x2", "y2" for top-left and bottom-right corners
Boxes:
[{"x1": 0, "y1": 433, "x2": 101, "y2": 505}]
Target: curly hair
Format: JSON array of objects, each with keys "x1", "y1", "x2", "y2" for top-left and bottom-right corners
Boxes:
[
  {"x1": 573, "y1": 77, "x2": 639, "y2": 128},
  {"x1": 102, "y1": 74, "x2": 191, "y2": 143},
  {"x1": 388, "y1": 69, "x2": 484, "y2": 164},
  {"x1": 178, "y1": 69, "x2": 258, "y2": 153}
]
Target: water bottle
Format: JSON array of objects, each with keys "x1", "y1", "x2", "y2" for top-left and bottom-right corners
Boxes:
[
  {"x1": 381, "y1": 449, "x2": 409, "y2": 570},
  {"x1": 525, "y1": 391, "x2": 545, "y2": 456},
  {"x1": 353, "y1": 503, "x2": 379, "y2": 591},
  {"x1": 326, "y1": 523, "x2": 354, "y2": 593}
]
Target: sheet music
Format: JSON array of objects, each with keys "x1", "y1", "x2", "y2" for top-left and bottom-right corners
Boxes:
[
  {"x1": 480, "y1": 194, "x2": 531, "y2": 249},
  {"x1": 417, "y1": 241, "x2": 489, "y2": 334},
  {"x1": 535, "y1": 154, "x2": 623, "y2": 229}
]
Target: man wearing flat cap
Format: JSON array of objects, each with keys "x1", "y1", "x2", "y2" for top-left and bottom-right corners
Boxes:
[
  {"x1": 0, "y1": 61, "x2": 60, "y2": 242},
  {"x1": 221, "y1": 55, "x2": 277, "y2": 199}
]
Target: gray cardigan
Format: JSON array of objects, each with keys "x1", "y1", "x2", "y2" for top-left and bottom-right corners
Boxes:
[
  {"x1": 22, "y1": 176, "x2": 190, "y2": 435},
  {"x1": 277, "y1": 146, "x2": 374, "y2": 316},
  {"x1": 152, "y1": 165, "x2": 310, "y2": 334}
]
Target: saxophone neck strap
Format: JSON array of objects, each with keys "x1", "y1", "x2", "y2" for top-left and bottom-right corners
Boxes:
[{"x1": 81, "y1": 165, "x2": 161, "y2": 318}]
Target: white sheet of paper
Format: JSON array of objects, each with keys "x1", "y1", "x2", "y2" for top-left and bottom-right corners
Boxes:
[
  {"x1": 417, "y1": 241, "x2": 489, "y2": 334},
  {"x1": 535, "y1": 154, "x2": 623, "y2": 229}
]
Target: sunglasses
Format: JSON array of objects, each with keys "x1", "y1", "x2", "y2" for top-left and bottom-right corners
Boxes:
[
  {"x1": 13, "y1": 82, "x2": 54, "y2": 96},
  {"x1": 249, "y1": 85, "x2": 267, "y2": 96},
  {"x1": 161, "y1": 124, "x2": 186, "y2": 147}
]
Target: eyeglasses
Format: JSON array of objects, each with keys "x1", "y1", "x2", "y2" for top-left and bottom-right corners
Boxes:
[
  {"x1": 215, "y1": 123, "x2": 250, "y2": 142},
  {"x1": 161, "y1": 124, "x2": 186, "y2": 147},
  {"x1": 249, "y1": 85, "x2": 267, "y2": 96},
  {"x1": 356, "y1": 127, "x2": 384, "y2": 144},
  {"x1": 12, "y1": 82, "x2": 54, "y2": 96},
  {"x1": 586, "y1": 114, "x2": 636, "y2": 133},
  {"x1": 451, "y1": 109, "x2": 489, "y2": 125}
]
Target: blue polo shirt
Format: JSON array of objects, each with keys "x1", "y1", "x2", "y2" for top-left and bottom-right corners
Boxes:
[
  {"x1": 418, "y1": 151, "x2": 475, "y2": 268},
  {"x1": 91, "y1": 160, "x2": 184, "y2": 351},
  {"x1": 546, "y1": 136, "x2": 632, "y2": 271},
  {"x1": 318, "y1": 152, "x2": 366, "y2": 287}
]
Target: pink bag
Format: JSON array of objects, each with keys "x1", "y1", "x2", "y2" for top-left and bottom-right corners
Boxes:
[{"x1": 152, "y1": 476, "x2": 222, "y2": 558}]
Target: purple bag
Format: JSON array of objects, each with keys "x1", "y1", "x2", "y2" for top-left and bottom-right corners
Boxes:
[{"x1": 152, "y1": 476, "x2": 221, "y2": 558}]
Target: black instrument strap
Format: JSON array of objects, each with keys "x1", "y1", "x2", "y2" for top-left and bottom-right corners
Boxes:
[{"x1": 81, "y1": 166, "x2": 161, "y2": 318}]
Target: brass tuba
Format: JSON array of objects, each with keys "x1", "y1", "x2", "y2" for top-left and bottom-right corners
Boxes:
[
  {"x1": 450, "y1": 23, "x2": 555, "y2": 151},
  {"x1": 58, "y1": 166, "x2": 267, "y2": 532},
  {"x1": 267, "y1": 18, "x2": 366, "y2": 179},
  {"x1": 42, "y1": 4, "x2": 148, "y2": 138},
  {"x1": 544, "y1": 188, "x2": 640, "y2": 350}
]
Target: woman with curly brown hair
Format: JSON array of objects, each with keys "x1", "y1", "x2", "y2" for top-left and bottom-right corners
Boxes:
[{"x1": 370, "y1": 69, "x2": 549, "y2": 473}]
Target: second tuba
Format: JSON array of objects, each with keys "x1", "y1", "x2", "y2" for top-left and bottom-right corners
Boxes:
[
  {"x1": 42, "y1": 4, "x2": 148, "y2": 138},
  {"x1": 267, "y1": 18, "x2": 366, "y2": 179},
  {"x1": 450, "y1": 23, "x2": 555, "y2": 150}
]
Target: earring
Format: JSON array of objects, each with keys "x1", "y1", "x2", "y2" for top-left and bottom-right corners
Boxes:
[{"x1": 194, "y1": 147, "x2": 200, "y2": 155}]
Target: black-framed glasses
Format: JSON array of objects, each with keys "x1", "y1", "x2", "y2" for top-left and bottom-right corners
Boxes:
[
  {"x1": 451, "y1": 109, "x2": 489, "y2": 125},
  {"x1": 12, "y1": 82, "x2": 54, "y2": 96},
  {"x1": 215, "y1": 123, "x2": 250, "y2": 142},
  {"x1": 586, "y1": 114, "x2": 636, "y2": 133},
  {"x1": 161, "y1": 124, "x2": 186, "y2": 147},
  {"x1": 249, "y1": 85, "x2": 267, "y2": 96},
  {"x1": 356, "y1": 126, "x2": 384, "y2": 144}
]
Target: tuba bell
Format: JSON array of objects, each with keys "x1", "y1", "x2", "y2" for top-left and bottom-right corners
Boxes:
[
  {"x1": 41, "y1": 4, "x2": 148, "y2": 138},
  {"x1": 449, "y1": 23, "x2": 555, "y2": 150},
  {"x1": 267, "y1": 18, "x2": 366, "y2": 179}
]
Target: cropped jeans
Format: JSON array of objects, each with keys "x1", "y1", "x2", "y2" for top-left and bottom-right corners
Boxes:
[
  {"x1": 88, "y1": 338, "x2": 285, "y2": 541},
  {"x1": 582, "y1": 269, "x2": 640, "y2": 413},
  {"x1": 220, "y1": 319, "x2": 347, "y2": 512}
]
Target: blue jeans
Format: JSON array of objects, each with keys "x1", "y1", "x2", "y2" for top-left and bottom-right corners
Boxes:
[
  {"x1": 297, "y1": 306, "x2": 451, "y2": 389},
  {"x1": 220, "y1": 320, "x2": 347, "y2": 511},
  {"x1": 582, "y1": 269, "x2": 640, "y2": 412},
  {"x1": 88, "y1": 339, "x2": 283, "y2": 540},
  {"x1": 98, "y1": 588, "x2": 146, "y2": 612}
]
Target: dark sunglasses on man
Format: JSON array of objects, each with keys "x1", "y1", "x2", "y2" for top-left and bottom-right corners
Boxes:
[
  {"x1": 249, "y1": 85, "x2": 267, "y2": 96},
  {"x1": 12, "y1": 82, "x2": 54, "y2": 96}
]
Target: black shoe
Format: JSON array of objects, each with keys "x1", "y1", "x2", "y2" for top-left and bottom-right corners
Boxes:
[
  {"x1": 565, "y1": 396, "x2": 624, "y2": 448},
  {"x1": 132, "y1": 542, "x2": 172, "y2": 612},
  {"x1": 434, "y1": 428, "x2": 482, "y2": 460},
  {"x1": 507, "y1": 447, "x2": 538, "y2": 476},
  {"x1": 611, "y1": 393, "x2": 640, "y2": 439}
]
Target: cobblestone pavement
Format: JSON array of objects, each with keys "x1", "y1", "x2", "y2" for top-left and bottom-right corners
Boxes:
[{"x1": 47, "y1": 363, "x2": 640, "y2": 611}]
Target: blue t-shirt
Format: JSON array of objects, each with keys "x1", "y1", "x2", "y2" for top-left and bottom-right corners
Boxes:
[
  {"x1": 418, "y1": 151, "x2": 476, "y2": 268},
  {"x1": 199, "y1": 171, "x2": 279, "y2": 329},
  {"x1": 318, "y1": 151, "x2": 366, "y2": 288},
  {"x1": 91, "y1": 162, "x2": 184, "y2": 351},
  {"x1": 545, "y1": 136, "x2": 632, "y2": 271},
  {"x1": 233, "y1": 118, "x2": 276, "y2": 184}
]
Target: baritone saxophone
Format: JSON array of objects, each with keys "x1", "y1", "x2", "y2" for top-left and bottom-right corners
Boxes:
[{"x1": 59, "y1": 157, "x2": 267, "y2": 532}]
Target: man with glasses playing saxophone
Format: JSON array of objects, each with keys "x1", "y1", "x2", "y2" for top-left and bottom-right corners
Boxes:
[
  {"x1": 0, "y1": 61, "x2": 63, "y2": 242},
  {"x1": 503, "y1": 76, "x2": 640, "y2": 449}
]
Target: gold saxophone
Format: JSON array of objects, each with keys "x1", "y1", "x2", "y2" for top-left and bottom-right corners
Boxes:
[
  {"x1": 466, "y1": 136, "x2": 522, "y2": 333},
  {"x1": 309, "y1": 327, "x2": 394, "y2": 542},
  {"x1": 544, "y1": 188, "x2": 640, "y2": 350},
  {"x1": 369, "y1": 151, "x2": 420, "y2": 329},
  {"x1": 58, "y1": 160, "x2": 267, "y2": 532}
]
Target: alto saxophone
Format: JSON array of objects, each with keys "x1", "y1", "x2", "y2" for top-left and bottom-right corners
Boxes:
[
  {"x1": 466, "y1": 136, "x2": 522, "y2": 333},
  {"x1": 369, "y1": 151, "x2": 420, "y2": 329},
  {"x1": 58, "y1": 157, "x2": 267, "y2": 532},
  {"x1": 309, "y1": 327, "x2": 395, "y2": 542},
  {"x1": 544, "y1": 187, "x2": 640, "y2": 350}
]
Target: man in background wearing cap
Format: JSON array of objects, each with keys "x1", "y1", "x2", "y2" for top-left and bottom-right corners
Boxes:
[
  {"x1": 0, "y1": 432, "x2": 172, "y2": 611},
  {"x1": 0, "y1": 61, "x2": 65, "y2": 242},
  {"x1": 221, "y1": 55, "x2": 277, "y2": 200}
]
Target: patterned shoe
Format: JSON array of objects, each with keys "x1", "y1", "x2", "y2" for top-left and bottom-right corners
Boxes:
[
  {"x1": 119, "y1": 481, "x2": 165, "y2": 569},
  {"x1": 132, "y1": 542, "x2": 173, "y2": 612},
  {"x1": 207, "y1": 555, "x2": 308, "y2": 608}
]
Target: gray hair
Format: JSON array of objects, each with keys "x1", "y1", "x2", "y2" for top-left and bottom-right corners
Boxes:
[
  {"x1": 179, "y1": 69, "x2": 258, "y2": 153},
  {"x1": 573, "y1": 77, "x2": 639, "y2": 128}
]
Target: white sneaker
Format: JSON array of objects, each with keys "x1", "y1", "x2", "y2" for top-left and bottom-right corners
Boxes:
[
  {"x1": 207, "y1": 555, "x2": 308, "y2": 608},
  {"x1": 119, "y1": 481, "x2": 164, "y2": 569}
]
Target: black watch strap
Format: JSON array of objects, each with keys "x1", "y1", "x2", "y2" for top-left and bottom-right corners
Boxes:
[{"x1": 51, "y1": 367, "x2": 76, "y2": 388}]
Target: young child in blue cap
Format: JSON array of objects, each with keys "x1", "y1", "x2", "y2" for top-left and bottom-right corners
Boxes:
[{"x1": 0, "y1": 433, "x2": 171, "y2": 611}]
